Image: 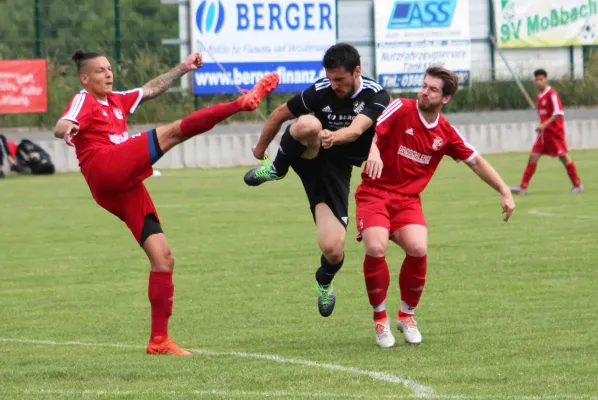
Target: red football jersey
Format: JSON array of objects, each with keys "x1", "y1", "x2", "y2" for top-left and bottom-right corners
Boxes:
[
  {"x1": 360, "y1": 98, "x2": 477, "y2": 196},
  {"x1": 60, "y1": 89, "x2": 144, "y2": 166},
  {"x1": 536, "y1": 87, "x2": 564, "y2": 135}
]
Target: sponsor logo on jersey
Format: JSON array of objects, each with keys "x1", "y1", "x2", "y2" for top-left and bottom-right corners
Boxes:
[
  {"x1": 398, "y1": 145, "x2": 432, "y2": 164},
  {"x1": 109, "y1": 131, "x2": 129, "y2": 144},
  {"x1": 405, "y1": 128, "x2": 414, "y2": 135},
  {"x1": 322, "y1": 105, "x2": 332, "y2": 113}
]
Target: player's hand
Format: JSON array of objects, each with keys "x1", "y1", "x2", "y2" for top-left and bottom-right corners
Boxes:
[
  {"x1": 365, "y1": 146, "x2": 383, "y2": 179},
  {"x1": 500, "y1": 190, "x2": 515, "y2": 222},
  {"x1": 320, "y1": 129, "x2": 335, "y2": 149},
  {"x1": 64, "y1": 124, "x2": 79, "y2": 147},
  {"x1": 252, "y1": 144, "x2": 267, "y2": 160},
  {"x1": 535, "y1": 124, "x2": 545, "y2": 133},
  {"x1": 184, "y1": 53, "x2": 203, "y2": 71}
]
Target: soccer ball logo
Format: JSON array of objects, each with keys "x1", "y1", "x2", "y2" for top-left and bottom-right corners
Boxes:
[{"x1": 579, "y1": 23, "x2": 596, "y2": 44}]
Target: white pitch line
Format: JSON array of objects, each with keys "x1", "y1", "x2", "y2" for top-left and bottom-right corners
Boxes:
[
  {"x1": 528, "y1": 209, "x2": 597, "y2": 220},
  {"x1": 4, "y1": 388, "x2": 597, "y2": 400},
  {"x1": 0, "y1": 338, "x2": 434, "y2": 398},
  {"x1": 2, "y1": 339, "x2": 596, "y2": 400}
]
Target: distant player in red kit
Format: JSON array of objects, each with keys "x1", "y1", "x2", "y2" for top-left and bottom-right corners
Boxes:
[
  {"x1": 54, "y1": 50, "x2": 279, "y2": 355},
  {"x1": 354, "y1": 67, "x2": 515, "y2": 348},
  {"x1": 0, "y1": 134, "x2": 17, "y2": 178},
  {"x1": 510, "y1": 69, "x2": 583, "y2": 195}
]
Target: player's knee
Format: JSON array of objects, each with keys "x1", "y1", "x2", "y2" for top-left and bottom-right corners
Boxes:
[
  {"x1": 165, "y1": 249, "x2": 175, "y2": 271},
  {"x1": 321, "y1": 240, "x2": 344, "y2": 264},
  {"x1": 404, "y1": 242, "x2": 427, "y2": 258},
  {"x1": 152, "y1": 247, "x2": 175, "y2": 272},
  {"x1": 365, "y1": 241, "x2": 387, "y2": 258},
  {"x1": 292, "y1": 115, "x2": 322, "y2": 141}
]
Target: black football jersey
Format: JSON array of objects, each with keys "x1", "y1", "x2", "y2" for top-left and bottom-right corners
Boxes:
[{"x1": 286, "y1": 76, "x2": 390, "y2": 166}]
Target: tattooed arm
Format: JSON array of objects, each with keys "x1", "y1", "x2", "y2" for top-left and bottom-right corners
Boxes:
[{"x1": 140, "y1": 53, "x2": 204, "y2": 103}]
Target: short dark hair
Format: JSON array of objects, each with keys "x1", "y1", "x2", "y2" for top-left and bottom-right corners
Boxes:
[
  {"x1": 322, "y1": 43, "x2": 361, "y2": 73},
  {"x1": 425, "y1": 66, "x2": 459, "y2": 97},
  {"x1": 534, "y1": 69, "x2": 548, "y2": 78},
  {"x1": 72, "y1": 49, "x2": 104, "y2": 73}
]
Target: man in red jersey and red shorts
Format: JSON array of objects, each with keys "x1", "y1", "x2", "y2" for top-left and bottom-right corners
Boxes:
[
  {"x1": 353, "y1": 66, "x2": 515, "y2": 348},
  {"x1": 55, "y1": 49, "x2": 279, "y2": 355},
  {"x1": 510, "y1": 69, "x2": 583, "y2": 195}
]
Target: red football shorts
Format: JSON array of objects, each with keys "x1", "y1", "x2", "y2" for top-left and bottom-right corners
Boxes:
[
  {"x1": 355, "y1": 185, "x2": 426, "y2": 242},
  {"x1": 531, "y1": 130, "x2": 568, "y2": 158},
  {"x1": 81, "y1": 131, "x2": 159, "y2": 244}
]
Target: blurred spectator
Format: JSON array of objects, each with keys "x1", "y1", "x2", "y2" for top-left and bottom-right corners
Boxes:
[{"x1": 0, "y1": 134, "x2": 17, "y2": 178}]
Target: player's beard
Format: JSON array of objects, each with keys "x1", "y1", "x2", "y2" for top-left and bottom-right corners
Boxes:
[
  {"x1": 338, "y1": 78, "x2": 357, "y2": 100},
  {"x1": 417, "y1": 99, "x2": 441, "y2": 114}
]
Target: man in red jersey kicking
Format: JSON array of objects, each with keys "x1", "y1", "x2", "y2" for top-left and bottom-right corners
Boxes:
[
  {"x1": 54, "y1": 49, "x2": 279, "y2": 355},
  {"x1": 510, "y1": 69, "x2": 583, "y2": 195},
  {"x1": 354, "y1": 66, "x2": 515, "y2": 348}
]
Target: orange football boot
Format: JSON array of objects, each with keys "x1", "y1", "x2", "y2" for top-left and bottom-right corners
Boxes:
[
  {"x1": 146, "y1": 336, "x2": 192, "y2": 356},
  {"x1": 238, "y1": 72, "x2": 280, "y2": 111}
]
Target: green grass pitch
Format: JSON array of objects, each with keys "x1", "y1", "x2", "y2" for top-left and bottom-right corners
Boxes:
[{"x1": 0, "y1": 150, "x2": 597, "y2": 399}]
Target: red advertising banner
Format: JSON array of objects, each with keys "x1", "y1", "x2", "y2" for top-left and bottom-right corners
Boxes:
[{"x1": 0, "y1": 59, "x2": 48, "y2": 114}]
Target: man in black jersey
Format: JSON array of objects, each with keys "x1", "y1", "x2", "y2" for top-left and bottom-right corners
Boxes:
[{"x1": 244, "y1": 43, "x2": 390, "y2": 317}]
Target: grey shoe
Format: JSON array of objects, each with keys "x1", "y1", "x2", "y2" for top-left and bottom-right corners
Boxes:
[
  {"x1": 510, "y1": 186, "x2": 527, "y2": 196},
  {"x1": 571, "y1": 185, "x2": 584, "y2": 194},
  {"x1": 315, "y1": 281, "x2": 335, "y2": 317},
  {"x1": 243, "y1": 158, "x2": 284, "y2": 187}
]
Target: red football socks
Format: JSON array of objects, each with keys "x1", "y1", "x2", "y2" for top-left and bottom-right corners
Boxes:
[
  {"x1": 565, "y1": 161, "x2": 581, "y2": 187},
  {"x1": 148, "y1": 271, "x2": 174, "y2": 338},
  {"x1": 363, "y1": 255, "x2": 390, "y2": 320},
  {"x1": 520, "y1": 163, "x2": 537, "y2": 190},
  {"x1": 398, "y1": 255, "x2": 427, "y2": 314},
  {"x1": 180, "y1": 100, "x2": 243, "y2": 138}
]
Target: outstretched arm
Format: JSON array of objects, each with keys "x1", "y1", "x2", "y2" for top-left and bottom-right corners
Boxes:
[
  {"x1": 466, "y1": 154, "x2": 515, "y2": 222},
  {"x1": 252, "y1": 104, "x2": 296, "y2": 160},
  {"x1": 141, "y1": 53, "x2": 203, "y2": 103}
]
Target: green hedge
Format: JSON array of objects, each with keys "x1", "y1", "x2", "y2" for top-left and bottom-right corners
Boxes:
[{"x1": 3, "y1": 51, "x2": 598, "y2": 128}]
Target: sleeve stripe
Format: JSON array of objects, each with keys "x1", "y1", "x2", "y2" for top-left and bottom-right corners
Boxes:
[
  {"x1": 362, "y1": 81, "x2": 383, "y2": 92},
  {"x1": 129, "y1": 88, "x2": 144, "y2": 114},
  {"x1": 363, "y1": 78, "x2": 384, "y2": 90},
  {"x1": 452, "y1": 125, "x2": 478, "y2": 161},
  {"x1": 300, "y1": 91, "x2": 312, "y2": 112},
  {"x1": 376, "y1": 99, "x2": 402, "y2": 125},
  {"x1": 63, "y1": 94, "x2": 85, "y2": 121},
  {"x1": 463, "y1": 150, "x2": 478, "y2": 163},
  {"x1": 551, "y1": 93, "x2": 563, "y2": 116},
  {"x1": 315, "y1": 82, "x2": 331, "y2": 91}
]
